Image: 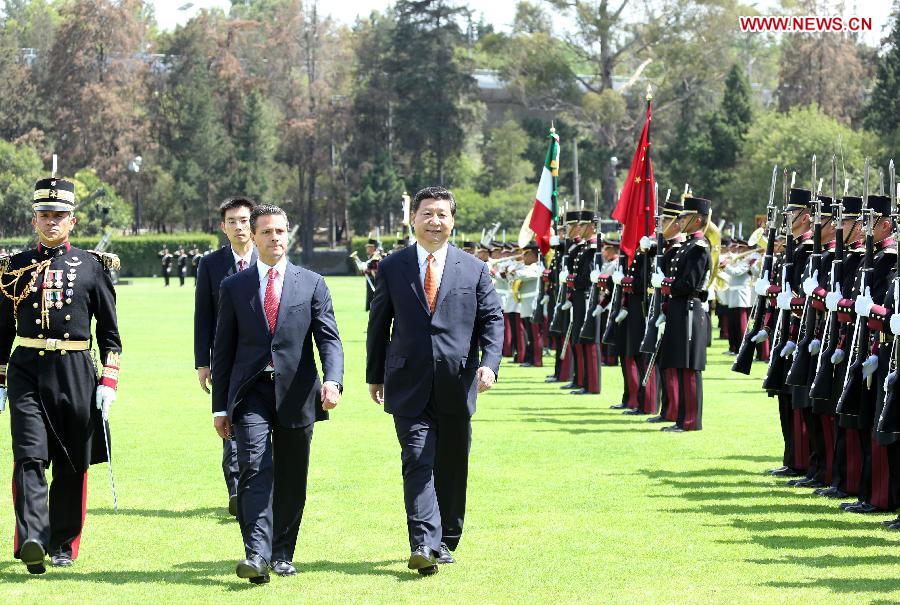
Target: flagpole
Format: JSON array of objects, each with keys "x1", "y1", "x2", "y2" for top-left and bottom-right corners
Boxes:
[{"x1": 643, "y1": 85, "x2": 653, "y2": 316}]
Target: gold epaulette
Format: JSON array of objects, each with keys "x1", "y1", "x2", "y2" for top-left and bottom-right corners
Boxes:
[
  {"x1": 88, "y1": 250, "x2": 121, "y2": 272},
  {"x1": 696, "y1": 239, "x2": 709, "y2": 248}
]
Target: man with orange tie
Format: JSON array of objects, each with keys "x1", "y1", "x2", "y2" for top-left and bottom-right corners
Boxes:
[{"x1": 366, "y1": 186, "x2": 504, "y2": 576}]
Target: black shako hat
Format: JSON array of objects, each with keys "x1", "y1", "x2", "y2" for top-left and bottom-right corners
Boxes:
[{"x1": 33, "y1": 177, "x2": 76, "y2": 212}]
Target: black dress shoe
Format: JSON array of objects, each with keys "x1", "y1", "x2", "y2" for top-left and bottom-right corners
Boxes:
[
  {"x1": 20, "y1": 539, "x2": 46, "y2": 574},
  {"x1": 521, "y1": 362, "x2": 534, "y2": 367},
  {"x1": 881, "y1": 517, "x2": 900, "y2": 527},
  {"x1": 437, "y1": 543, "x2": 455, "y2": 564},
  {"x1": 839, "y1": 500, "x2": 863, "y2": 510},
  {"x1": 816, "y1": 486, "x2": 849, "y2": 499},
  {"x1": 768, "y1": 466, "x2": 804, "y2": 478},
  {"x1": 229, "y1": 495, "x2": 238, "y2": 517},
  {"x1": 570, "y1": 388, "x2": 589, "y2": 395},
  {"x1": 646, "y1": 415, "x2": 664, "y2": 423},
  {"x1": 609, "y1": 403, "x2": 628, "y2": 409},
  {"x1": 661, "y1": 425, "x2": 684, "y2": 432},
  {"x1": 560, "y1": 382, "x2": 577, "y2": 389},
  {"x1": 845, "y1": 502, "x2": 880, "y2": 514},
  {"x1": 50, "y1": 553, "x2": 73, "y2": 568},
  {"x1": 544, "y1": 376, "x2": 560, "y2": 383},
  {"x1": 408, "y1": 545, "x2": 438, "y2": 576},
  {"x1": 888, "y1": 519, "x2": 900, "y2": 530},
  {"x1": 271, "y1": 560, "x2": 297, "y2": 576},
  {"x1": 236, "y1": 554, "x2": 270, "y2": 584},
  {"x1": 787, "y1": 476, "x2": 823, "y2": 488},
  {"x1": 623, "y1": 408, "x2": 644, "y2": 415}
]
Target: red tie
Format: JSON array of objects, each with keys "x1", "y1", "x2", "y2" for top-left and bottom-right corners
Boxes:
[
  {"x1": 424, "y1": 254, "x2": 438, "y2": 312},
  {"x1": 238, "y1": 259, "x2": 246, "y2": 271},
  {"x1": 264, "y1": 268, "x2": 279, "y2": 334}
]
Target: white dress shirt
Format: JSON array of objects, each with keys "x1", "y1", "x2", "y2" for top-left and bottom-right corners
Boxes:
[
  {"x1": 231, "y1": 246, "x2": 255, "y2": 271},
  {"x1": 416, "y1": 242, "x2": 449, "y2": 291}
]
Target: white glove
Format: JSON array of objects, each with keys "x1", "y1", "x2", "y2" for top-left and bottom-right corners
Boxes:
[
  {"x1": 780, "y1": 341, "x2": 797, "y2": 358},
  {"x1": 550, "y1": 235, "x2": 560, "y2": 246},
  {"x1": 854, "y1": 287, "x2": 874, "y2": 318},
  {"x1": 639, "y1": 236, "x2": 654, "y2": 251},
  {"x1": 862, "y1": 354, "x2": 879, "y2": 380},
  {"x1": 750, "y1": 329, "x2": 768, "y2": 343},
  {"x1": 657, "y1": 322, "x2": 667, "y2": 337},
  {"x1": 592, "y1": 305, "x2": 602, "y2": 317},
  {"x1": 0, "y1": 386, "x2": 6, "y2": 414},
  {"x1": 651, "y1": 269, "x2": 665, "y2": 289},
  {"x1": 803, "y1": 270, "x2": 819, "y2": 297},
  {"x1": 615, "y1": 308, "x2": 628, "y2": 323},
  {"x1": 540, "y1": 294, "x2": 550, "y2": 306},
  {"x1": 96, "y1": 385, "x2": 117, "y2": 421},
  {"x1": 612, "y1": 270, "x2": 625, "y2": 285},
  {"x1": 831, "y1": 348, "x2": 845, "y2": 365},
  {"x1": 589, "y1": 268, "x2": 600, "y2": 282},
  {"x1": 776, "y1": 290, "x2": 793, "y2": 311},
  {"x1": 561, "y1": 300, "x2": 572, "y2": 311},
  {"x1": 701, "y1": 301, "x2": 710, "y2": 313},
  {"x1": 653, "y1": 313, "x2": 667, "y2": 329},
  {"x1": 808, "y1": 339, "x2": 821, "y2": 355},
  {"x1": 891, "y1": 313, "x2": 900, "y2": 336},
  {"x1": 559, "y1": 268, "x2": 569, "y2": 283},
  {"x1": 754, "y1": 271, "x2": 770, "y2": 296},
  {"x1": 825, "y1": 289, "x2": 842, "y2": 312}
]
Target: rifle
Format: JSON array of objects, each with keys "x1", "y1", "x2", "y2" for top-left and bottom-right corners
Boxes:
[
  {"x1": 548, "y1": 221, "x2": 571, "y2": 336},
  {"x1": 732, "y1": 166, "x2": 779, "y2": 374},
  {"x1": 837, "y1": 158, "x2": 874, "y2": 419},
  {"x1": 877, "y1": 163, "x2": 900, "y2": 435},
  {"x1": 762, "y1": 169, "x2": 795, "y2": 392},
  {"x1": 640, "y1": 187, "x2": 669, "y2": 355},
  {"x1": 810, "y1": 156, "x2": 845, "y2": 400},
  {"x1": 579, "y1": 212, "x2": 603, "y2": 341},
  {"x1": 786, "y1": 157, "x2": 823, "y2": 386}
]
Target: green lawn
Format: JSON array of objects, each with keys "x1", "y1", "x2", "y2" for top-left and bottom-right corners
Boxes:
[{"x1": 0, "y1": 276, "x2": 898, "y2": 604}]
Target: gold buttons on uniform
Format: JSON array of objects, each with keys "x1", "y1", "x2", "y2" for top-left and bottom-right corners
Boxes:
[
  {"x1": 60, "y1": 350, "x2": 66, "y2": 356},
  {"x1": 63, "y1": 333, "x2": 69, "y2": 339},
  {"x1": 37, "y1": 334, "x2": 43, "y2": 339},
  {"x1": 38, "y1": 351, "x2": 44, "y2": 356},
  {"x1": 65, "y1": 315, "x2": 71, "y2": 321},
  {"x1": 32, "y1": 303, "x2": 38, "y2": 309}
]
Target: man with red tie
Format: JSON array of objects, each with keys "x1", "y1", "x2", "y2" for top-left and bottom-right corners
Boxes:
[
  {"x1": 212, "y1": 205, "x2": 344, "y2": 584},
  {"x1": 366, "y1": 186, "x2": 504, "y2": 576},
  {"x1": 194, "y1": 196, "x2": 258, "y2": 516}
]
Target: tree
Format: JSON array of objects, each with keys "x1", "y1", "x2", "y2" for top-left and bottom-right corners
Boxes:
[
  {"x1": 387, "y1": 0, "x2": 477, "y2": 186},
  {"x1": 726, "y1": 105, "x2": 882, "y2": 224},
  {"x1": 865, "y1": 7, "x2": 900, "y2": 140},
  {"x1": 347, "y1": 153, "x2": 405, "y2": 233},
  {"x1": 0, "y1": 139, "x2": 42, "y2": 237},
  {"x1": 228, "y1": 89, "x2": 277, "y2": 201},
  {"x1": 478, "y1": 116, "x2": 532, "y2": 193}
]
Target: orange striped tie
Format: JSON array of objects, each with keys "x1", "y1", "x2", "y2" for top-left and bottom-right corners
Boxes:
[{"x1": 424, "y1": 253, "x2": 438, "y2": 312}]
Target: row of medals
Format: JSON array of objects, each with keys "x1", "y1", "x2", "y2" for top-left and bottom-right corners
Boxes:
[{"x1": 32, "y1": 264, "x2": 77, "y2": 321}]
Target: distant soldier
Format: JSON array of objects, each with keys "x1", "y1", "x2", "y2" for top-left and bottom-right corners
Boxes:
[
  {"x1": 0, "y1": 176, "x2": 121, "y2": 573},
  {"x1": 190, "y1": 246, "x2": 203, "y2": 284},
  {"x1": 176, "y1": 246, "x2": 188, "y2": 287},
  {"x1": 158, "y1": 246, "x2": 173, "y2": 287}
]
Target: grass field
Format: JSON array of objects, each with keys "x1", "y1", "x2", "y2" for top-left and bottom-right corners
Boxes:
[{"x1": 0, "y1": 275, "x2": 898, "y2": 604}]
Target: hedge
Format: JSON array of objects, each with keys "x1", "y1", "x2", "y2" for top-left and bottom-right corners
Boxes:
[{"x1": 0, "y1": 233, "x2": 221, "y2": 277}]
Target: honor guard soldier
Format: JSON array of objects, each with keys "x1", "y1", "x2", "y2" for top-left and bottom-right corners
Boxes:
[
  {"x1": 177, "y1": 246, "x2": 189, "y2": 287},
  {"x1": 646, "y1": 195, "x2": 686, "y2": 423},
  {"x1": 0, "y1": 176, "x2": 121, "y2": 573},
  {"x1": 159, "y1": 246, "x2": 173, "y2": 286},
  {"x1": 570, "y1": 211, "x2": 600, "y2": 394},
  {"x1": 619, "y1": 230, "x2": 658, "y2": 414},
  {"x1": 552, "y1": 212, "x2": 583, "y2": 387},
  {"x1": 656, "y1": 196, "x2": 712, "y2": 432},
  {"x1": 189, "y1": 246, "x2": 203, "y2": 284}
]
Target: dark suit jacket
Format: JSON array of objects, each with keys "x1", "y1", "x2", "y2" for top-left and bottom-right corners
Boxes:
[
  {"x1": 194, "y1": 245, "x2": 258, "y2": 369},
  {"x1": 212, "y1": 261, "x2": 344, "y2": 428},
  {"x1": 366, "y1": 244, "x2": 503, "y2": 417}
]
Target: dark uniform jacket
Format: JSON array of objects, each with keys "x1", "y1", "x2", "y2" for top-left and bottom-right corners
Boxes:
[
  {"x1": 658, "y1": 232, "x2": 711, "y2": 370},
  {"x1": 623, "y1": 245, "x2": 655, "y2": 357},
  {"x1": 0, "y1": 243, "x2": 121, "y2": 471}
]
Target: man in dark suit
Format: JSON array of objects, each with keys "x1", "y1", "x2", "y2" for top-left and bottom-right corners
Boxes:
[
  {"x1": 366, "y1": 186, "x2": 503, "y2": 576},
  {"x1": 212, "y1": 205, "x2": 344, "y2": 584},
  {"x1": 194, "y1": 196, "x2": 258, "y2": 516}
]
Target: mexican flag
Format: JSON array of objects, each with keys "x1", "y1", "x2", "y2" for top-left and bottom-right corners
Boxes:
[{"x1": 526, "y1": 127, "x2": 560, "y2": 255}]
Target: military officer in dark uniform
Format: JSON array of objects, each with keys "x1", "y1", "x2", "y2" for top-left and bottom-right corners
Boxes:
[
  {"x1": 194, "y1": 196, "x2": 258, "y2": 516},
  {"x1": 176, "y1": 246, "x2": 189, "y2": 287},
  {"x1": 159, "y1": 246, "x2": 173, "y2": 287},
  {"x1": 190, "y1": 246, "x2": 203, "y2": 284},
  {"x1": 620, "y1": 231, "x2": 658, "y2": 415},
  {"x1": 364, "y1": 239, "x2": 381, "y2": 311},
  {"x1": 0, "y1": 176, "x2": 121, "y2": 573},
  {"x1": 570, "y1": 210, "x2": 599, "y2": 394},
  {"x1": 657, "y1": 196, "x2": 712, "y2": 432}
]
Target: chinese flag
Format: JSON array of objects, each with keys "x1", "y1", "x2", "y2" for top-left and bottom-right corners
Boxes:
[{"x1": 612, "y1": 102, "x2": 654, "y2": 262}]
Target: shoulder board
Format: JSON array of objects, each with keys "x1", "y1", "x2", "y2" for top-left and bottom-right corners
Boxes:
[
  {"x1": 0, "y1": 254, "x2": 8, "y2": 274},
  {"x1": 695, "y1": 239, "x2": 709, "y2": 248},
  {"x1": 88, "y1": 250, "x2": 121, "y2": 273}
]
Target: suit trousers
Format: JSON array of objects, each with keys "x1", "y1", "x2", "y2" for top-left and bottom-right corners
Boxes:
[
  {"x1": 222, "y1": 438, "x2": 239, "y2": 498},
  {"x1": 393, "y1": 398, "x2": 472, "y2": 555},
  {"x1": 233, "y1": 379, "x2": 313, "y2": 564}
]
